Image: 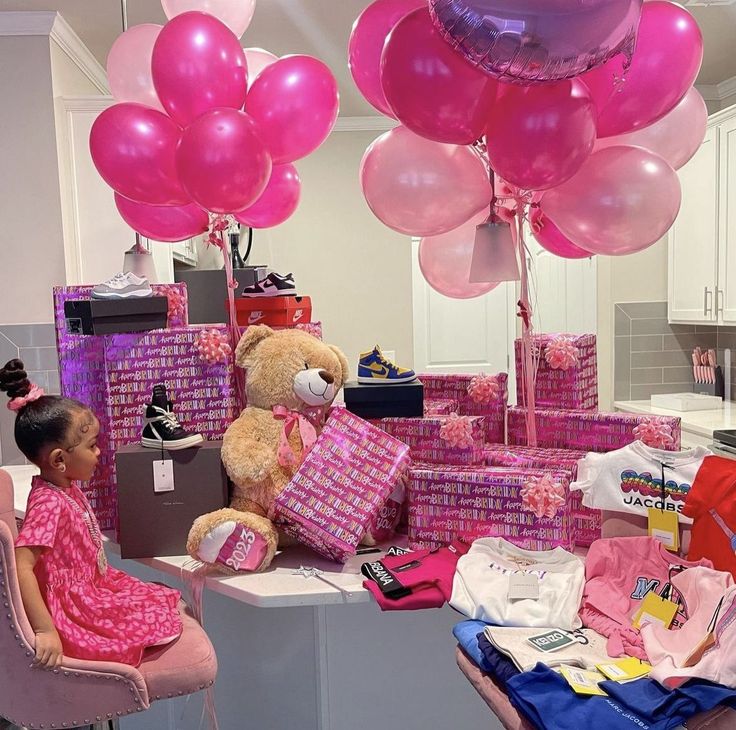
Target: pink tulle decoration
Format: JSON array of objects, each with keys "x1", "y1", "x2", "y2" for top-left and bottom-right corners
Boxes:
[
  {"x1": 467, "y1": 373, "x2": 501, "y2": 404},
  {"x1": 544, "y1": 336, "x2": 580, "y2": 371},
  {"x1": 195, "y1": 328, "x2": 233, "y2": 365},
  {"x1": 157, "y1": 284, "x2": 187, "y2": 326},
  {"x1": 633, "y1": 417, "x2": 675, "y2": 449},
  {"x1": 439, "y1": 412, "x2": 475, "y2": 449},
  {"x1": 520, "y1": 473, "x2": 567, "y2": 520}
]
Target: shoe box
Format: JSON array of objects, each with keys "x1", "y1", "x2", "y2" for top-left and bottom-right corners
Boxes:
[
  {"x1": 115, "y1": 440, "x2": 229, "y2": 559},
  {"x1": 64, "y1": 297, "x2": 169, "y2": 335},
  {"x1": 233, "y1": 295, "x2": 312, "y2": 327},
  {"x1": 343, "y1": 379, "x2": 424, "y2": 419}
]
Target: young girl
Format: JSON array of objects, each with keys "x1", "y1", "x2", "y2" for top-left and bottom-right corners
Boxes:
[{"x1": 1, "y1": 359, "x2": 182, "y2": 669}]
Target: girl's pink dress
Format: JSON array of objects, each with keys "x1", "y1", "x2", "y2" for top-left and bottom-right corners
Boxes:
[{"x1": 16, "y1": 476, "x2": 182, "y2": 666}]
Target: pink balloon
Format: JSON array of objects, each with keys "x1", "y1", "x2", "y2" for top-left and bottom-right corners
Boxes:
[
  {"x1": 161, "y1": 0, "x2": 256, "y2": 38},
  {"x1": 246, "y1": 55, "x2": 339, "y2": 164},
  {"x1": 419, "y1": 212, "x2": 498, "y2": 299},
  {"x1": 89, "y1": 103, "x2": 188, "y2": 205},
  {"x1": 245, "y1": 47, "x2": 278, "y2": 85},
  {"x1": 106, "y1": 24, "x2": 165, "y2": 113},
  {"x1": 541, "y1": 146, "x2": 681, "y2": 256},
  {"x1": 529, "y1": 207, "x2": 592, "y2": 259},
  {"x1": 594, "y1": 87, "x2": 707, "y2": 170},
  {"x1": 381, "y1": 8, "x2": 498, "y2": 145},
  {"x1": 486, "y1": 79, "x2": 597, "y2": 191},
  {"x1": 152, "y1": 11, "x2": 247, "y2": 127},
  {"x1": 234, "y1": 164, "x2": 301, "y2": 229},
  {"x1": 115, "y1": 193, "x2": 208, "y2": 242},
  {"x1": 581, "y1": 1, "x2": 703, "y2": 137},
  {"x1": 360, "y1": 125, "x2": 493, "y2": 237},
  {"x1": 175, "y1": 108, "x2": 272, "y2": 214},
  {"x1": 348, "y1": 0, "x2": 426, "y2": 117}
]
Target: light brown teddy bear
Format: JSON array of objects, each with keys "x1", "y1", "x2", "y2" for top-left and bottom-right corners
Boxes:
[{"x1": 187, "y1": 325, "x2": 349, "y2": 573}]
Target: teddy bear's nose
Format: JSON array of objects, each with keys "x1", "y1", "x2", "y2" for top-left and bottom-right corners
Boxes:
[{"x1": 318, "y1": 370, "x2": 334, "y2": 385}]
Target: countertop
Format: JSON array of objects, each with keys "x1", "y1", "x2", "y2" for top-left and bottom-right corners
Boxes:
[{"x1": 614, "y1": 399, "x2": 736, "y2": 439}]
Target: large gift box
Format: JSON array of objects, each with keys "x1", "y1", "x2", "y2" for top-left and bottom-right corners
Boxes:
[
  {"x1": 270, "y1": 408, "x2": 411, "y2": 562},
  {"x1": 407, "y1": 465, "x2": 575, "y2": 552}
]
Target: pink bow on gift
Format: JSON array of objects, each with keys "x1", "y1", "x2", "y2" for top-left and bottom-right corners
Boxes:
[
  {"x1": 439, "y1": 413, "x2": 475, "y2": 450},
  {"x1": 520, "y1": 473, "x2": 567, "y2": 520},
  {"x1": 544, "y1": 336, "x2": 580, "y2": 371},
  {"x1": 195, "y1": 328, "x2": 232, "y2": 365},
  {"x1": 158, "y1": 284, "x2": 186, "y2": 327},
  {"x1": 273, "y1": 406, "x2": 319, "y2": 467},
  {"x1": 467, "y1": 373, "x2": 501, "y2": 405},
  {"x1": 633, "y1": 417, "x2": 675, "y2": 449}
]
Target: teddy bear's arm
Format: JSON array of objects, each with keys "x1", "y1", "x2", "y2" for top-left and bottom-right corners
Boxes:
[{"x1": 221, "y1": 410, "x2": 279, "y2": 484}]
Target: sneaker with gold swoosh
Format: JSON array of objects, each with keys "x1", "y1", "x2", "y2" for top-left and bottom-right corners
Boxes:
[{"x1": 358, "y1": 346, "x2": 416, "y2": 384}]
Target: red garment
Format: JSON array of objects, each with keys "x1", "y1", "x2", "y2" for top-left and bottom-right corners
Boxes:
[{"x1": 683, "y1": 455, "x2": 736, "y2": 578}]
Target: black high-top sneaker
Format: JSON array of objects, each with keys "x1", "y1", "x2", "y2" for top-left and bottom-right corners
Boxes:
[{"x1": 141, "y1": 384, "x2": 204, "y2": 450}]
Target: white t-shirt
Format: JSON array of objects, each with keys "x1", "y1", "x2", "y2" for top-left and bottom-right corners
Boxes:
[
  {"x1": 570, "y1": 442, "x2": 711, "y2": 524},
  {"x1": 450, "y1": 537, "x2": 585, "y2": 630}
]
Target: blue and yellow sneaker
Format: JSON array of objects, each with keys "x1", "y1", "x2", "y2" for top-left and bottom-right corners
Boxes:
[{"x1": 358, "y1": 346, "x2": 417, "y2": 385}]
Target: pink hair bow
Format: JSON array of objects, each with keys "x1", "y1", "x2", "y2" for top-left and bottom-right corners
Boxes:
[
  {"x1": 520, "y1": 473, "x2": 567, "y2": 520},
  {"x1": 439, "y1": 413, "x2": 475, "y2": 449},
  {"x1": 544, "y1": 336, "x2": 580, "y2": 371},
  {"x1": 273, "y1": 405, "x2": 319, "y2": 468},
  {"x1": 195, "y1": 328, "x2": 232, "y2": 365},
  {"x1": 633, "y1": 417, "x2": 675, "y2": 450},
  {"x1": 467, "y1": 373, "x2": 501, "y2": 404},
  {"x1": 8, "y1": 385, "x2": 45, "y2": 412}
]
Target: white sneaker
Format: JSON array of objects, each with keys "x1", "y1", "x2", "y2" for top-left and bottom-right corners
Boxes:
[{"x1": 92, "y1": 272, "x2": 153, "y2": 300}]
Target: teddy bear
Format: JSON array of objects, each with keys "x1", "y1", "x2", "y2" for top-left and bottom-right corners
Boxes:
[{"x1": 187, "y1": 325, "x2": 349, "y2": 573}]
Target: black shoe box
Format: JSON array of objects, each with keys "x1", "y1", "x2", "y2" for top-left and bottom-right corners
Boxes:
[
  {"x1": 64, "y1": 297, "x2": 169, "y2": 335},
  {"x1": 343, "y1": 380, "x2": 424, "y2": 419}
]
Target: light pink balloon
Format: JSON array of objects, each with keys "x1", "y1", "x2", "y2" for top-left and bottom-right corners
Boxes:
[
  {"x1": 106, "y1": 24, "x2": 165, "y2": 113},
  {"x1": 381, "y1": 8, "x2": 498, "y2": 145},
  {"x1": 348, "y1": 0, "x2": 426, "y2": 117},
  {"x1": 115, "y1": 193, "x2": 208, "y2": 242},
  {"x1": 245, "y1": 47, "x2": 278, "y2": 85},
  {"x1": 175, "y1": 108, "x2": 272, "y2": 214},
  {"x1": 541, "y1": 146, "x2": 681, "y2": 256},
  {"x1": 419, "y1": 212, "x2": 498, "y2": 299},
  {"x1": 152, "y1": 11, "x2": 247, "y2": 127},
  {"x1": 246, "y1": 55, "x2": 339, "y2": 164},
  {"x1": 89, "y1": 102, "x2": 188, "y2": 205},
  {"x1": 360, "y1": 125, "x2": 493, "y2": 237},
  {"x1": 234, "y1": 164, "x2": 301, "y2": 229},
  {"x1": 161, "y1": 0, "x2": 256, "y2": 38},
  {"x1": 486, "y1": 79, "x2": 597, "y2": 191},
  {"x1": 594, "y1": 87, "x2": 707, "y2": 170},
  {"x1": 529, "y1": 207, "x2": 592, "y2": 259}
]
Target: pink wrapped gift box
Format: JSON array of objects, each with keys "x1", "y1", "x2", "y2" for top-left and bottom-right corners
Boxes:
[
  {"x1": 374, "y1": 415, "x2": 486, "y2": 466},
  {"x1": 407, "y1": 465, "x2": 575, "y2": 552},
  {"x1": 424, "y1": 398, "x2": 458, "y2": 416},
  {"x1": 271, "y1": 408, "x2": 411, "y2": 562},
  {"x1": 507, "y1": 407, "x2": 681, "y2": 453},
  {"x1": 515, "y1": 333, "x2": 598, "y2": 411},
  {"x1": 575, "y1": 510, "x2": 602, "y2": 547}
]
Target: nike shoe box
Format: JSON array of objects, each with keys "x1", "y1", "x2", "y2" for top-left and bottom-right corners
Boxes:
[
  {"x1": 344, "y1": 380, "x2": 424, "y2": 419},
  {"x1": 115, "y1": 440, "x2": 230, "y2": 559},
  {"x1": 64, "y1": 297, "x2": 169, "y2": 335},
  {"x1": 175, "y1": 268, "x2": 264, "y2": 324},
  {"x1": 234, "y1": 295, "x2": 312, "y2": 327}
]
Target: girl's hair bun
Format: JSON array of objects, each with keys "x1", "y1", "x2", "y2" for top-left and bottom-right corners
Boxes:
[{"x1": 0, "y1": 359, "x2": 31, "y2": 401}]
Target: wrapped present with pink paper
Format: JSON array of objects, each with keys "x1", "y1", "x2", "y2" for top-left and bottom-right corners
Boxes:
[
  {"x1": 424, "y1": 398, "x2": 458, "y2": 416},
  {"x1": 271, "y1": 408, "x2": 411, "y2": 562},
  {"x1": 575, "y1": 510, "x2": 602, "y2": 547},
  {"x1": 408, "y1": 465, "x2": 575, "y2": 552},
  {"x1": 507, "y1": 407, "x2": 681, "y2": 453},
  {"x1": 483, "y1": 444, "x2": 587, "y2": 477}
]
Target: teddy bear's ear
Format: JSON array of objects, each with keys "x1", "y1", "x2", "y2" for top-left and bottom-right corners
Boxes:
[
  {"x1": 328, "y1": 345, "x2": 350, "y2": 385},
  {"x1": 235, "y1": 325, "x2": 274, "y2": 368}
]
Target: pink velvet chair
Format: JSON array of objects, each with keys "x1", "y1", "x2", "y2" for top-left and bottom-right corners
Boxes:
[{"x1": 0, "y1": 468, "x2": 217, "y2": 729}]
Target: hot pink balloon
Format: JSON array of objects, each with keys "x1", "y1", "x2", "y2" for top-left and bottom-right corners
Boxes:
[
  {"x1": 529, "y1": 207, "x2": 592, "y2": 259},
  {"x1": 89, "y1": 102, "x2": 188, "y2": 205},
  {"x1": 175, "y1": 108, "x2": 272, "y2": 214},
  {"x1": 486, "y1": 79, "x2": 597, "y2": 191},
  {"x1": 115, "y1": 193, "x2": 208, "y2": 242},
  {"x1": 360, "y1": 125, "x2": 493, "y2": 237},
  {"x1": 419, "y1": 212, "x2": 498, "y2": 299},
  {"x1": 246, "y1": 55, "x2": 339, "y2": 164},
  {"x1": 348, "y1": 0, "x2": 425, "y2": 117},
  {"x1": 594, "y1": 87, "x2": 707, "y2": 170},
  {"x1": 541, "y1": 146, "x2": 681, "y2": 256},
  {"x1": 381, "y1": 8, "x2": 498, "y2": 145},
  {"x1": 106, "y1": 24, "x2": 165, "y2": 113},
  {"x1": 245, "y1": 47, "x2": 278, "y2": 85},
  {"x1": 161, "y1": 0, "x2": 256, "y2": 38},
  {"x1": 581, "y1": 1, "x2": 703, "y2": 137},
  {"x1": 234, "y1": 164, "x2": 301, "y2": 229},
  {"x1": 152, "y1": 11, "x2": 247, "y2": 127}
]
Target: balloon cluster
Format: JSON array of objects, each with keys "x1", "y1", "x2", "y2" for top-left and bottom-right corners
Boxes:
[
  {"x1": 92, "y1": 0, "x2": 339, "y2": 242},
  {"x1": 350, "y1": 0, "x2": 706, "y2": 299}
]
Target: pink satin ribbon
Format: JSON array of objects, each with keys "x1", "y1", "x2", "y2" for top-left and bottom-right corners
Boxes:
[{"x1": 273, "y1": 405, "x2": 319, "y2": 467}]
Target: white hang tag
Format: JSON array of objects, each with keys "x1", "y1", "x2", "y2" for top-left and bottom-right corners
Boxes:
[
  {"x1": 508, "y1": 572, "x2": 540, "y2": 601},
  {"x1": 153, "y1": 460, "x2": 175, "y2": 493}
]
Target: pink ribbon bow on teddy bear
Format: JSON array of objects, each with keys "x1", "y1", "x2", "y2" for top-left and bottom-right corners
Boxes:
[
  {"x1": 439, "y1": 413, "x2": 476, "y2": 450},
  {"x1": 520, "y1": 473, "x2": 567, "y2": 520},
  {"x1": 544, "y1": 336, "x2": 580, "y2": 371},
  {"x1": 273, "y1": 406, "x2": 320, "y2": 467},
  {"x1": 467, "y1": 373, "x2": 501, "y2": 405},
  {"x1": 633, "y1": 417, "x2": 675, "y2": 450}
]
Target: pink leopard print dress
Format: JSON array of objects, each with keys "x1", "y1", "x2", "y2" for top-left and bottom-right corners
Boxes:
[{"x1": 16, "y1": 476, "x2": 182, "y2": 666}]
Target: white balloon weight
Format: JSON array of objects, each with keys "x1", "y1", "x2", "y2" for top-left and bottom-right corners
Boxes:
[
  {"x1": 244, "y1": 47, "x2": 279, "y2": 85},
  {"x1": 161, "y1": 0, "x2": 256, "y2": 38}
]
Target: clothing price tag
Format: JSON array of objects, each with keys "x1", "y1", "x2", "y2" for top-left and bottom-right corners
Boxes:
[
  {"x1": 508, "y1": 572, "x2": 540, "y2": 601},
  {"x1": 153, "y1": 460, "x2": 175, "y2": 493},
  {"x1": 527, "y1": 630, "x2": 576, "y2": 653},
  {"x1": 648, "y1": 508, "x2": 679, "y2": 552},
  {"x1": 596, "y1": 658, "x2": 652, "y2": 682},
  {"x1": 632, "y1": 592, "x2": 678, "y2": 630},
  {"x1": 559, "y1": 665, "x2": 607, "y2": 696}
]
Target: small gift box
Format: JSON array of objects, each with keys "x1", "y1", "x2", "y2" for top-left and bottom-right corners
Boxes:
[
  {"x1": 515, "y1": 333, "x2": 598, "y2": 411},
  {"x1": 424, "y1": 398, "x2": 458, "y2": 416},
  {"x1": 270, "y1": 408, "x2": 411, "y2": 562}
]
